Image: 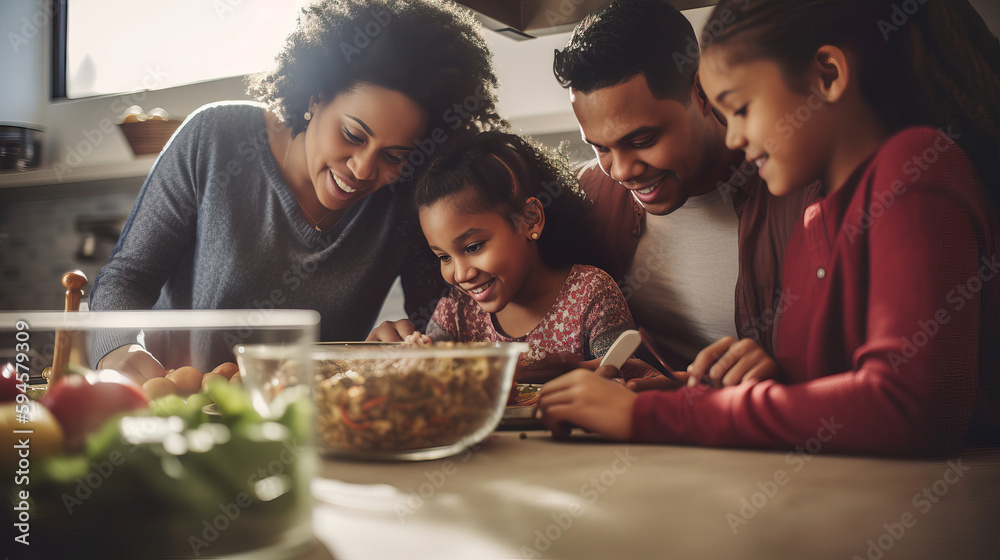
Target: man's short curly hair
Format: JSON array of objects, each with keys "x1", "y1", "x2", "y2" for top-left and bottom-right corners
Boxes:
[
  {"x1": 248, "y1": 0, "x2": 504, "y2": 138},
  {"x1": 553, "y1": 0, "x2": 698, "y2": 104}
]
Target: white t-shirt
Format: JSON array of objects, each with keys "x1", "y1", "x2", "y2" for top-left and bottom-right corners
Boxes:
[{"x1": 626, "y1": 186, "x2": 740, "y2": 363}]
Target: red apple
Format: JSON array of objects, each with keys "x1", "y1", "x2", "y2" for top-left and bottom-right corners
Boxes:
[
  {"x1": 1, "y1": 362, "x2": 26, "y2": 402},
  {"x1": 40, "y1": 371, "x2": 149, "y2": 451}
]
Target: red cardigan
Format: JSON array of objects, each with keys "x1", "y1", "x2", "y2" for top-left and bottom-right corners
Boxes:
[{"x1": 631, "y1": 127, "x2": 1000, "y2": 456}]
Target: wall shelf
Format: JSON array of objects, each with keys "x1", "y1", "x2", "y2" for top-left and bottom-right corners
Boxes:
[{"x1": 0, "y1": 157, "x2": 154, "y2": 201}]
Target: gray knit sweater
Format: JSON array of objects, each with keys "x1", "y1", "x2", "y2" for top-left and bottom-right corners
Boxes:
[{"x1": 90, "y1": 102, "x2": 443, "y2": 368}]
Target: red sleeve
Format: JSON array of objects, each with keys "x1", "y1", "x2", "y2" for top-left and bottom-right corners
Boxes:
[{"x1": 632, "y1": 131, "x2": 993, "y2": 456}]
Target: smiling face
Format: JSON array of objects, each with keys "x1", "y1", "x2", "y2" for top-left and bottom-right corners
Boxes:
[
  {"x1": 420, "y1": 189, "x2": 542, "y2": 316},
  {"x1": 304, "y1": 83, "x2": 427, "y2": 212},
  {"x1": 699, "y1": 50, "x2": 836, "y2": 196},
  {"x1": 570, "y1": 74, "x2": 717, "y2": 215}
]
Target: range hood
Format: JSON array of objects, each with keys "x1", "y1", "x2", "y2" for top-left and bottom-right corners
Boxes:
[{"x1": 455, "y1": 0, "x2": 718, "y2": 40}]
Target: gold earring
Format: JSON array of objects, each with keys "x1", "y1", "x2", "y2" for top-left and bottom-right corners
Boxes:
[
  {"x1": 530, "y1": 232, "x2": 539, "y2": 240},
  {"x1": 303, "y1": 111, "x2": 312, "y2": 121}
]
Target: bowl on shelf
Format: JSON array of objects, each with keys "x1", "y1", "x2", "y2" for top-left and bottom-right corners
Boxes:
[
  {"x1": 270, "y1": 341, "x2": 527, "y2": 461},
  {"x1": 118, "y1": 119, "x2": 182, "y2": 155}
]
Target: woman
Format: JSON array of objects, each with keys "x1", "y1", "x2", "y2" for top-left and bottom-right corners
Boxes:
[{"x1": 89, "y1": 0, "x2": 503, "y2": 380}]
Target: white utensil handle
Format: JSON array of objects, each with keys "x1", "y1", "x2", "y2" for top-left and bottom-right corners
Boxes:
[{"x1": 599, "y1": 329, "x2": 641, "y2": 369}]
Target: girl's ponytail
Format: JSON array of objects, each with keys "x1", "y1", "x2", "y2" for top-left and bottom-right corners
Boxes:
[{"x1": 906, "y1": 0, "x2": 1000, "y2": 208}]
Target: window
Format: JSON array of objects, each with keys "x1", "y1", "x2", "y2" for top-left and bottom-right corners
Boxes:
[{"x1": 56, "y1": 0, "x2": 312, "y2": 99}]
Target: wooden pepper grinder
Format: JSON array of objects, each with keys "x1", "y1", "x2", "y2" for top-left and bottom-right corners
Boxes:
[{"x1": 47, "y1": 270, "x2": 88, "y2": 384}]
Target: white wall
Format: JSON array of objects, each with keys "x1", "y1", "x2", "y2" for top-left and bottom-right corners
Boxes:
[
  {"x1": 0, "y1": 2, "x2": 709, "y2": 174},
  {"x1": 4, "y1": 1, "x2": 992, "y2": 177},
  {"x1": 0, "y1": 0, "x2": 50, "y2": 127}
]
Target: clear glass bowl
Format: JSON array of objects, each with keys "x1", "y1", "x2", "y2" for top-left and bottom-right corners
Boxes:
[
  {"x1": 307, "y1": 341, "x2": 528, "y2": 461},
  {"x1": 0, "y1": 309, "x2": 319, "y2": 559}
]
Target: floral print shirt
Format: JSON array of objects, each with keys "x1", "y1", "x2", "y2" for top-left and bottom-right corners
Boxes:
[{"x1": 426, "y1": 265, "x2": 635, "y2": 363}]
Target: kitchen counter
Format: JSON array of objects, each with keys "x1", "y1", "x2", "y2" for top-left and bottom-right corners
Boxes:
[{"x1": 306, "y1": 431, "x2": 1000, "y2": 560}]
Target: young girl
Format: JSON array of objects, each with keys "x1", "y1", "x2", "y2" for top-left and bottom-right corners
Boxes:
[
  {"x1": 539, "y1": 0, "x2": 1000, "y2": 455},
  {"x1": 383, "y1": 131, "x2": 648, "y2": 374}
]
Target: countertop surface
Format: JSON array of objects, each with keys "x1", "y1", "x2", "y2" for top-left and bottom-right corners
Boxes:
[{"x1": 303, "y1": 431, "x2": 1000, "y2": 560}]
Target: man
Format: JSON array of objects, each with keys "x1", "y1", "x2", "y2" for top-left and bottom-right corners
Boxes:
[{"x1": 551, "y1": 0, "x2": 817, "y2": 385}]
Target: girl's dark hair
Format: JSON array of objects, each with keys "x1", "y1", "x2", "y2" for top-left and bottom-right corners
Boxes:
[
  {"x1": 414, "y1": 131, "x2": 594, "y2": 270},
  {"x1": 248, "y1": 0, "x2": 505, "y2": 139},
  {"x1": 704, "y1": 0, "x2": 1000, "y2": 208},
  {"x1": 553, "y1": 0, "x2": 698, "y2": 104}
]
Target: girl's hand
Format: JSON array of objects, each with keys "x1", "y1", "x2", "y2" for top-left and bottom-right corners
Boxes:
[
  {"x1": 515, "y1": 352, "x2": 598, "y2": 384},
  {"x1": 366, "y1": 319, "x2": 418, "y2": 342},
  {"x1": 537, "y1": 366, "x2": 637, "y2": 440},
  {"x1": 687, "y1": 337, "x2": 779, "y2": 388},
  {"x1": 402, "y1": 331, "x2": 433, "y2": 346}
]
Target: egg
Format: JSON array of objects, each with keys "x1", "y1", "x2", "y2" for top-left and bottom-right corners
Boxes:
[
  {"x1": 166, "y1": 366, "x2": 204, "y2": 396},
  {"x1": 201, "y1": 372, "x2": 226, "y2": 391},
  {"x1": 211, "y1": 362, "x2": 240, "y2": 380},
  {"x1": 142, "y1": 377, "x2": 179, "y2": 400}
]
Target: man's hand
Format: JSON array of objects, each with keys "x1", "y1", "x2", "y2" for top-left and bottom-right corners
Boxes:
[
  {"x1": 687, "y1": 337, "x2": 779, "y2": 388},
  {"x1": 537, "y1": 366, "x2": 637, "y2": 440},
  {"x1": 97, "y1": 344, "x2": 168, "y2": 385},
  {"x1": 366, "y1": 319, "x2": 418, "y2": 342}
]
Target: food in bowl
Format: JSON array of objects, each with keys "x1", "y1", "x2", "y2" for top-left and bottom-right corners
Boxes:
[{"x1": 313, "y1": 341, "x2": 527, "y2": 460}]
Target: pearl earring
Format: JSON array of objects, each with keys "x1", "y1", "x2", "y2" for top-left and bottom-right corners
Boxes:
[
  {"x1": 530, "y1": 232, "x2": 539, "y2": 240},
  {"x1": 303, "y1": 111, "x2": 312, "y2": 121}
]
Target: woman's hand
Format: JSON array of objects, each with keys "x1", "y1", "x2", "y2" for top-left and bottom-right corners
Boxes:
[
  {"x1": 366, "y1": 319, "x2": 418, "y2": 342},
  {"x1": 97, "y1": 344, "x2": 168, "y2": 385},
  {"x1": 537, "y1": 366, "x2": 637, "y2": 440},
  {"x1": 687, "y1": 337, "x2": 779, "y2": 388}
]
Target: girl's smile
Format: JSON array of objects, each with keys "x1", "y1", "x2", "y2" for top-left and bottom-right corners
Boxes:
[{"x1": 420, "y1": 190, "x2": 539, "y2": 316}]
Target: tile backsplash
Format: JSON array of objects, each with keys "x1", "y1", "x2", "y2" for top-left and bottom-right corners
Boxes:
[{"x1": 0, "y1": 191, "x2": 139, "y2": 310}]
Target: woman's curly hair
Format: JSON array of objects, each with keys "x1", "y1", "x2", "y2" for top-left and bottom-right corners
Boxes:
[
  {"x1": 247, "y1": 0, "x2": 505, "y2": 140},
  {"x1": 414, "y1": 130, "x2": 597, "y2": 270}
]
